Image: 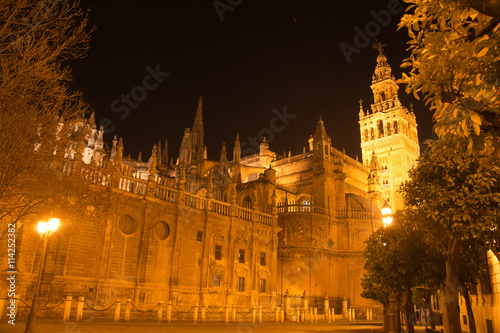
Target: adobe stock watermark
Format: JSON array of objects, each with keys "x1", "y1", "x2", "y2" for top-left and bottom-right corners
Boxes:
[
  {"x1": 99, "y1": 64, "x2": 170, "y2": 133},
  {"x1": 241, "y1": 106, "x2": 296, "y2": 156},
  {"x1": 339, "y1": 0, "x2": 403, "y2": 64},
  {"x1": 213, "y1": 0, "x2": 243, "y2": 22}
]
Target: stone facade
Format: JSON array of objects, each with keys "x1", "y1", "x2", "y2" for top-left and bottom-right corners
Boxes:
[{"x1": 1, "y1": 50, "x2": 418, "y2": 315}]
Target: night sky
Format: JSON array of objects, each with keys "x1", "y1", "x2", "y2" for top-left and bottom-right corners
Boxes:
[{"x1": 69, "y1": 0, "x2": 433, "y2": 162}]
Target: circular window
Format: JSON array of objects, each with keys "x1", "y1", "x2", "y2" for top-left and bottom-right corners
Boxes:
[
  {"x1": 154, "y1": 221, "x2": 170, "y2": 240},
  {"x1": 118, "y1": 214, "x2": 136, "y2": 235}
]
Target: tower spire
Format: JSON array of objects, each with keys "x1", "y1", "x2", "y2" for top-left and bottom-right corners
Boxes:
[
  {"x1": 233, "y1": 132, "x2": 241, "y2": 163},
  {"x1": 192, "y1": 95, "x2": 204, "y2": 165}
]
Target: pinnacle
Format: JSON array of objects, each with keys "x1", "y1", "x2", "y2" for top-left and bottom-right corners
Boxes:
[{"x1": 314, "y1": 116, "x2": 328, "y2": 141}]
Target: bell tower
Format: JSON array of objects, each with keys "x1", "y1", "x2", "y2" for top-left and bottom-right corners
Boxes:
[{"x1": 359, "y1": 43, "x2": 420, "y2": 211}]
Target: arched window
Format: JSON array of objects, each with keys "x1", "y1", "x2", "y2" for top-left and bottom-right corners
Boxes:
[
  {"x1": 377, "y1": 120, "x2": 384, "y2": 138},
  {"x1": 298, "y1": 196, "x2": 311, "y2": 212},
  {"x1": 364, "y1": 129, "x2": 369, "y2": 142},
  {"x1": 393, "y1": 121, "x2": 398, "y2": 134},
  {"x1": 386, "y1": 122, "x2": 392, "y2": 136},
  {"x1": 370, "y1": 128, "x2": 375, "y2": 140},
  {"x1": 242, "y1": 196, "x2": 252, "y2": 209}
]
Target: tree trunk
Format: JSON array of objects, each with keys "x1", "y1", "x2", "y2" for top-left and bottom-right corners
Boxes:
[
  {"x1": 463, "y1": 287, "x2": 476, "y2": 333},
  {"x1": 403, "y1": 286, "x2": 415, "y2": 333},
  {"x1": 427, "y1": 296, "x2": 436, "y2": 330},
  {"x1": 442, "y1": 236, "x2": 462, "y2": 333},
  {"x1": 397, "y1": 294, "x2": 402, "y2": 333}
]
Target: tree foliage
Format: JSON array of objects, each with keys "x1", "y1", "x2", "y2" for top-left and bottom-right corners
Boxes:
[
  {"x1": 401, "y1": 142, "x2": 499, "y2": 333},
  {"x1": 0, "y1": 0, "x2": 94, "y2": 226},
  {"x1": 398, "y1": 0, "x2": 500, "y2": 154},
  {"x1": 362, "y1": 212, "x2": 446, "y2": 333},
  {"x1": 403, "y1": 143, "x2": 500, "y2": 246}
]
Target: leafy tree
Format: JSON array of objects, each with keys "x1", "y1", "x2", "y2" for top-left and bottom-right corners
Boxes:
[
  {"x1": 398, "y1": 1, "x2": 500, "y2": 330},
  {"x1": 361, "y1": 271, "x2": 389, "y2": 312},
  {"x1": 0, "y1": 0, "x2": 94, "y2": 228},
  {"x1": 398, "y1": 0, "x2": 500, "y2": 155},
  {"x1": 402, "y1": 143, "x2": 500, "y2": 333},
  {"x1": 363, "y1": 212, "x2": 446, "y2": 333}
]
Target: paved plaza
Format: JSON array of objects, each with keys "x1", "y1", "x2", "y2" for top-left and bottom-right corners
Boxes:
[
  {"x1": 1, "y1": 320, "x2": 385, "y2": 333},
  {"x1": 0, "y1": 320, "x2": 442, "y2": 333}
]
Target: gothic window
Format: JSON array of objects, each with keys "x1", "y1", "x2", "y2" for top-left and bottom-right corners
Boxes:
[
  {"x1": 393, "y1": 121, "x2": 398, "y2": 134},
  {"x1": 380, "y1": 92, "x2": 386, "y2": 101},
  {"x1": 370, "y1": 128, "x2": 375, "y2": 140},
  {"x1": 118, "y1": 214, "x2": 136, "y2": 235},
  {"x1": 238, "y1": 249, "x2": 245, "y2": 263},
  {"x1": 153, "y1": 221, "x2": 170, "y2": 241},
  {"x1": 378, "y1": 120, "x2": 384, "y2": 138},
  {"x1": 298, "y1": 196, "x2": 311, "y2": 212},
  {"x1": 364, "y1": 129, "x2": 369, "y2": 142},
  {"x1": 260, "y1": 252, "x2": 266, "y2": 266},
  {"x1": 238, "y1": 277, "x2": 245, "y2": 291},
  {"x1": 387, "y1": 122, "x2": 392, "y2": 136},
  {"x1": 259, "y1": 279, "x2": 266, "y2": 293},
  {"x1": 382, "y1": 180, "x2": 389, "y2": 188},
  {"x1": 215, "y1": 244, "x2": 222, "y2": 260},
  {"x1": 213, "y1": 274, "x2": 221, "y2": 287},
  {"x1": 242, "y1": 196, "x2": 252, "y2": 209}
]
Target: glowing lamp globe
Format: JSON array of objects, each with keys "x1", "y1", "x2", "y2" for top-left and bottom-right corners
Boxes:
[
  {"x1": 48, "y1": 218, "x2": 60, "y2": 233},
  {"x1": 37, "y1": 221, "x2": 48, "y2": 235}
]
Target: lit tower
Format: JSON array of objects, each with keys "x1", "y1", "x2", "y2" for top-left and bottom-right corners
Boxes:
[{"x1": 359, "y1": 43, "x2": 419, "y2": 211}]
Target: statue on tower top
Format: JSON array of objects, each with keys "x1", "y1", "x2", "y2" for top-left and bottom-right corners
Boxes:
[{"x1": 372, "y1": 40, "x2": 386, "y2": 55}]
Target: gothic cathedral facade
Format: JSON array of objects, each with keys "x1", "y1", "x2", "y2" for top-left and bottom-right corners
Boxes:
[{"x1": 2, "y1": 50, "x2": 419, "y2": 317}]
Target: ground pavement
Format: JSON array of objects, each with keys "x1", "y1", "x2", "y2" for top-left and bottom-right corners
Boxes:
[{"x1": 0, "y1": 320, "x2": 443, "y2": 333}]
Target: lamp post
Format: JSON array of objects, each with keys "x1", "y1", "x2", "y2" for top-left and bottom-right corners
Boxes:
[
  {"x1": 24, "y1": 218, "x2": 60, "y2": 333},
  {"x1": 381, "y1": 202, "x2": 393, "y2": 227},
  {"x1": 381, "y1": 203, "x2": 398, "y2": 333}
]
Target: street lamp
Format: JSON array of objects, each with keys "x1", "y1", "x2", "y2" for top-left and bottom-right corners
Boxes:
[
  {"x1": 24, "y1": 218, "x2": 60, "y2": 333},
  {"x1": 381, "y1": 203, "x2": 393, "y2": 227},
  {"x1": 380, "y1": 203, "x2": 398, "y2": 332}
]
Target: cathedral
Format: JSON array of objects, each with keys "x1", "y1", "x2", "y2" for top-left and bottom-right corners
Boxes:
[{"x1": 3, "y1": 49, "x2": 419, "y2": 317}]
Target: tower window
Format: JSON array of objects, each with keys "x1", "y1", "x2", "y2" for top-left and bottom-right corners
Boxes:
[
  {"x1": 387, "y1": 123, "x2": 392, "y2": 136},
  {"x1": 370, "y1": 128, "x2": 375, "y2": 140},
  {"x1": 215, "y1": 245, "x2": 222, "y2": 260},
  {"x1": 393, "y1": 121, "x2": 398, "y2": 134},
  {"x1": 213, "y1": 274, "x2": 221, "y2": 287},
  {"x1": 378, "y1": 120, "x2": 384, "y2": 138},
  {"x1": 259, "y1": 279, "x2": 266, "y2": 293},
  {"x1": 364, "y1": 129, "x2": 368, "y2": 142},
  {"x1": 382, "y1": 180, "x2": 389, "y2": 188},
  {"x1": 238, "y1": 277, "x2": 245, "y2": 291},
  {"x1": 238, "y1": 249, "x2": 245, "y2": 263},
  {"x1": 260, "y1": 252, "x2": 266, "y2": 266},
  {"x1": 197, "y1": 231, "x2": 203, "y2": 242}
]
